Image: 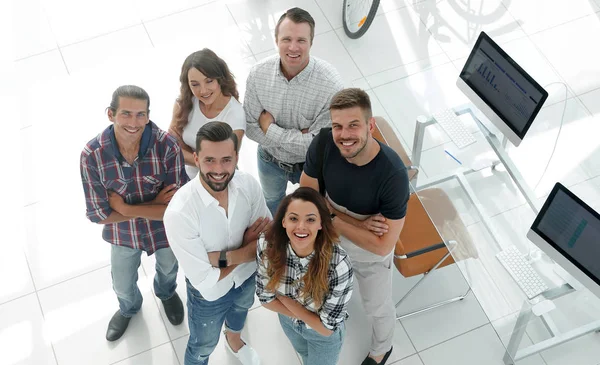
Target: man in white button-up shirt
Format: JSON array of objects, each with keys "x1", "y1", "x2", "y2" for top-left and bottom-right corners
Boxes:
[
  {"x1": 244, "y1": 7, "x2": 344, "y2": 216},
  {"x1": 164, "y1": 122, "x2": 270, "y2": 365}
]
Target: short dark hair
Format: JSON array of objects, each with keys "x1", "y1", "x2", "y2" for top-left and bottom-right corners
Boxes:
[
  {"x1": 107, "y1": 85, "x2": 150, "y2": 114},
  {"x1": 195, "y1": 121, "x2": 239, "y2": 153},
  {"x1": 275, "y1": 7, "x2": 315, "y2": 44},
  {"x1": 330, "y1": 88, "x2": 373, "y2": 121}
]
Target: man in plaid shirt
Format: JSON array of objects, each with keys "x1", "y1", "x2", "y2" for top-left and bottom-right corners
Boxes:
[
  {"x1": 80, "y1": 85, "x2": 189, "y2": 341},
  {"x1": 244, "y1": 7, "x2": 344, "y2": 217}
]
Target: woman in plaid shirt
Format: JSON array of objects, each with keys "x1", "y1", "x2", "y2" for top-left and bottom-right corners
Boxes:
[{"x1": 256, "y1": 187, "x2": 353, "y2": 365}]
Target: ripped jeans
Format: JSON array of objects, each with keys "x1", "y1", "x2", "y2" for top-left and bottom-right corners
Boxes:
[{"x1": 183, "y1": 274, "x2": 256, "y2": 365}]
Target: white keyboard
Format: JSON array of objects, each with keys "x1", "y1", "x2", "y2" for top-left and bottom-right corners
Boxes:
[
  {"x1": 432, "y1": 109, "x2": 476, "y2": 149},
  {"x1": 496, "y1": 246, "x2": 549, "y2": 299}
]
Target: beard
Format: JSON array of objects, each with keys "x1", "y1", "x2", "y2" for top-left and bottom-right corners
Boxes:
[
  {"x1": 338, "y1": 137, "x2": 368, "y2": 159},
  {"x1": 199, "y1": 169, "x2": 235, "y2": 192}
]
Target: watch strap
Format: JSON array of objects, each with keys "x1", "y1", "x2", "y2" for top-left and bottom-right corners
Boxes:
[{"x1": 219, "y1": 250, "x2": 227, "y2": 268}]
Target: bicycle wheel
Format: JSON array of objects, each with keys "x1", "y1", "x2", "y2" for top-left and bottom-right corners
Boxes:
[{"x1": 343, "y1": 0, "x2": 380, "y2": 39}]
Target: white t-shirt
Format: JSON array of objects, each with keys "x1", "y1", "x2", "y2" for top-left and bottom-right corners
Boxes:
[{"x1": 182, "y1": 96, "x2": 246, "y2": 178}]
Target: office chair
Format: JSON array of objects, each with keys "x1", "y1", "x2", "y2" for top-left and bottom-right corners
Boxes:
[{"x1": 372, "y1": 116, "x2": 478, "y2": 319}]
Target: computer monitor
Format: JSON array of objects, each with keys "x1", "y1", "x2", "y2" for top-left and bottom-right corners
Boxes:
[
  {"x1": 527, "y1": 183, "x2": 600, "y2": 299},
  {"x1": 457, "y1": 31, "x2": 549, "y2": 146}
]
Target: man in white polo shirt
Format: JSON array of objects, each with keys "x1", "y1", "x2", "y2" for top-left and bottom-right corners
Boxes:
[{"x1": 164, "y1": 122, "x2": 270, "y2": 365}]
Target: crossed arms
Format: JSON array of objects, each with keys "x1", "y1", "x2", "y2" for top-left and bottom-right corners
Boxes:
[{"x1": 299, "y1": 172, "x2": 405, "y2": 257}]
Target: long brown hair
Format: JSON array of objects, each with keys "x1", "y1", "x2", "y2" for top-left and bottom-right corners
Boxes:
[
  {"x1": 173, "y1": 48, "x2": 239, "y2": 135},
  {"x1": 263, "y1": 187, "x2": 339, "y2": 308}
]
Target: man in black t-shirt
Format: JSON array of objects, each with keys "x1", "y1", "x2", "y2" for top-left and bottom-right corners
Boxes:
[{"x1": 300, "y1": 88, "x2": 409, "y2": 365}]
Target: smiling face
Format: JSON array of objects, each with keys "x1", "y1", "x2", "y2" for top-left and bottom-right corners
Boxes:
[
  {"x1": 282, "y1": 199, "x2": 322, "y2": 257},
  {"x1": 188, "y1": 67, "x2": 223, "y2": 107},
  {"x1": 276, "y1": 18, "x2": 312, "y2": 79},
  {"x1": 194, "y1": 139, "x2": 237, "y2": 193},
  {"x1": 331, "y1": 106, "x2": 374, "y2": 160},
  {"x1": 108, "y1": 96, "x2": 149, "y2": 146}
]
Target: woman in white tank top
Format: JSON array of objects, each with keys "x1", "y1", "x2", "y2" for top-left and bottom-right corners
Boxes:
[{"x1": 169, "y1": 49, "x2": 246, "y2": 178}]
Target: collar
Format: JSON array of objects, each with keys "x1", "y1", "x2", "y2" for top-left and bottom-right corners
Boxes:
[
  {"x1": 109, "y1": 122, "x2": 153, "y2": 163},
  {"x1": 276, "y1": 56, "x2": 315, "y2": 83},
  {"x1": 287, "y1": 242, "x2": 314, "y2": 267}
]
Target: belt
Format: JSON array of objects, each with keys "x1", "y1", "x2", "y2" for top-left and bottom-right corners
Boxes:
[{"x1": 259, "y1": 148, "x2": 304, "y2": 173}]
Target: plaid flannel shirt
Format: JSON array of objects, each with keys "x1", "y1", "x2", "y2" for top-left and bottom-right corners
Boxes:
[
  {"x1": 256, "y1": 238, "x2": 353, "y2": 330},
  {"x1": 80, "y1": 121, "x2": 188, "y2": 254},
  {"x1": 244, "y1": 55, "x2": 344, "y2": 164}
]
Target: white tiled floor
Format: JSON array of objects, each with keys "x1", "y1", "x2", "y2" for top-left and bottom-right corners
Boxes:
[{"x1": 5, "y1": 0, "x2": 600, "y2": 364}]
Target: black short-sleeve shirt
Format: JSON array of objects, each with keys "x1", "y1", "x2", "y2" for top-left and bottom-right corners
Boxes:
[{"x1": 304, "y1": 130, "x2": 410, "y2": 219}]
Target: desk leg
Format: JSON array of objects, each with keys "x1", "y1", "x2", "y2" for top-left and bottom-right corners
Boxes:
[
  {"x1": 513, "y1": 319, "x2": 600, "y2": 361},
  {"x1": 412, "y1": 116, "x2": 435, "y2": 186},
  {"x1": 484, "y1": 134, "x2": 540, "y2": 215},
  {"x1": 505, "y1": 285, "x2": 600, "y2": 364},
  {"x1": 504, "y1": 302, "x2": 534, "y2": 365}
]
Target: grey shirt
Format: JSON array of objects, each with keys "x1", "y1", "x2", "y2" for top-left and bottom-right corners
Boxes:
[{"x1": 244, "y1": 55, "x2": 344, "y2": 164}]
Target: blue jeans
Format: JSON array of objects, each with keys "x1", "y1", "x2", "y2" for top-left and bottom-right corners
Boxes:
[
  {"x1": 184, "y1": 274, "x2": 256, "y2": 365},
  {"x1": 257, "y1": 146, "x2": 303, "y2": 217},
  {"x1": 278, "y1": 314, "x2": 346, "y2": 365},
  {"x1": 110, "y1": 245, "x2": 178, "y2": 317}
]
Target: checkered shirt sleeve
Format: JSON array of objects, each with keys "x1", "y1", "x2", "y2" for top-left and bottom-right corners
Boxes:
[
  {"x1": 319, "y1": 245, "x2": 354, "y2": 330},
  {"x1": 80, "y1": 144, "x2": 113, "y2": 223},
  {"x1": 244, "y1": 56, "x2": 344, "y2": 163},
  {"x1": 256, "y1": 237, "x2": 276, "y2": 304}
]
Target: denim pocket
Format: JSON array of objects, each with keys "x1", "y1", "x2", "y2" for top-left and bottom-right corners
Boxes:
[
  {"x1": 257, "y1": 146, "x2": 272, "y2": 162},
  {"x1": 186, "y1": 279, "x2": 205, "y2": 301},
  {"x1": 337, "y1": 321, "x2": 346, "y2": 342}
]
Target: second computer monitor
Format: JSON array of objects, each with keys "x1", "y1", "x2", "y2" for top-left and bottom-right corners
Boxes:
[
  {"x1": 456, "y1": 32, "x2": 549, "y2": 146},
  {"x1": 527, "y1": 183, "x2": 600, "y2": 299}
]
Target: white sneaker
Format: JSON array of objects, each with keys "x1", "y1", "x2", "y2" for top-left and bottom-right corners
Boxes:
[{"x1": 223, "y1": 333, "x2": 261, "y2": 365}]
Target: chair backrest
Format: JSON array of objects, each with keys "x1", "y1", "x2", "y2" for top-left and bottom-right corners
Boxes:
[
  {"x1": 371, "y1": 117, "x2": 477, "y2": 277},
  {"x1": 372, "y1": 117, "x2": 417, "y2": 181}
]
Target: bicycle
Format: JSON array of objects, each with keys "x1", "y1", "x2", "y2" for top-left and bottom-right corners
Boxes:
[{"x1": 342, "y1": 0, "x2": 380, "y2": 39}]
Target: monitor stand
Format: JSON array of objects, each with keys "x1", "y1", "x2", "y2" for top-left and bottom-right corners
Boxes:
[
  {"x1": 455, "y1": 104, "x2": 540, "y2": 214},
  {"x1": 551, "y1": 264, "x2": 583, "y2": 292}
]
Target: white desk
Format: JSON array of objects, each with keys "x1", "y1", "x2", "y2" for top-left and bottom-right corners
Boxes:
[{"x1": 409, "y1": 105, "x2": 600, "y2": 364}]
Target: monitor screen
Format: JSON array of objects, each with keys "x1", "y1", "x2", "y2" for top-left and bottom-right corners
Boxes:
[
  {"x1": 459, "y1": 32, "x2": 548, "y2": 140},
  {"x1": 531, "y1": 183, "x2": 600, "y2": 288}
]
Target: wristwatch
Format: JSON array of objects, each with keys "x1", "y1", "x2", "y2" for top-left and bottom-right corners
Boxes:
[{"x1": 218, "y1": 251, "x2": 228, "y2": 268}]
